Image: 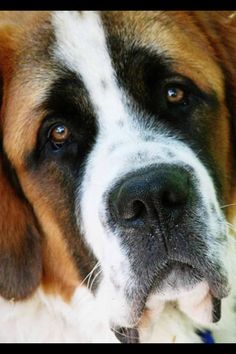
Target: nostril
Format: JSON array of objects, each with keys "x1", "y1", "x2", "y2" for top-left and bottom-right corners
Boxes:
[
  {"x1": 110, "y1": 188, "x2": 148, "y2": 222},
  {"x1": 125, "y1": 200, "x2": 147, "y2": 221}
]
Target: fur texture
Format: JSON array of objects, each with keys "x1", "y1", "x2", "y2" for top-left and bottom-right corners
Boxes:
[{"x1": 0, "y1": 11, "x2": 236, "y2": 343}]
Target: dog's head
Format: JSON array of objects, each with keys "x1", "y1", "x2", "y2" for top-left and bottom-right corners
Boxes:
[{"x1": 0, "y1": 11, "x2": 236, "y2": 341}]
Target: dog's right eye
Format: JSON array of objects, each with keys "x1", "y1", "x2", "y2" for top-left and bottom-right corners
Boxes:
[{"x1": 48, "y1": 123, "x2": 71, "y2": 150}]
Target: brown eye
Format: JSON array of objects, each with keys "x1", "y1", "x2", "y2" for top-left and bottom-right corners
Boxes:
[
  {"x1": 166, "y1": 87, "x2": 185, "y2": 104},
  {"x1": 49, "y1": 124, "x2": 70, "y2": 145}
]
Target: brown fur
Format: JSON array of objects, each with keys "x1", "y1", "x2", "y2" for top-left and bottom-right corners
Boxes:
[
  {"x1": 0, "y1": 156, "x2": 42, "y2": 300},
  {"x1": 0, "y1": 12, "x2": 81, "y2": 301},
  {"x1": 1, "y1": 11, "x2": 236, "y2": 305}
]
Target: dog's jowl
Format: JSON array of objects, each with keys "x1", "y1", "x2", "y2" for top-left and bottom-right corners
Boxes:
[{"x1": 0, "y1": 11, "x2": 236, "y2": 343}]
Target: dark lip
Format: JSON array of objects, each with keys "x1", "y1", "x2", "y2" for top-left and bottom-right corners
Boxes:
[
  {"x1": 153, "y1": 260, "x2": 203, "y2": 293},
  {"x1": 151, "y1": 259, "x2": 230, "y2": 300},
  {"x1": 112, "y1": 259, "x2": 230, "y2": 340},
  {"x1": 112, "y1": 300, "x2": 221, "y2": 343},
  {"x1": 112, "y1": 327, "x2": 140, "y2": 343},
  {"x1": 113, "y1": 298, "x2": 222, "y2": 343}
]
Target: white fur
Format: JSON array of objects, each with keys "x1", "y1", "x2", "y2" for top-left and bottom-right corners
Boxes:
[
  {"x1": 52, "y1": 11, "x2": 127, "y2": 130},
  {"x1": 0, "y1": 286, "x2": 118, "y2": 343}
]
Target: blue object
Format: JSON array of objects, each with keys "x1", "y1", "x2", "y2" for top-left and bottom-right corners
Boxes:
[{"x1": 197, "y1": 329, "x2": 215, "y2": 343}]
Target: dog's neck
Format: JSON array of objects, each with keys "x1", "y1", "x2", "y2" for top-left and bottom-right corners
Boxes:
[
  {"x1": 0, "y1": 233, "x2": 235, "y2": 343},
  {"x1": 0, "y1": 270, "x2": 235, "y2": 343}
]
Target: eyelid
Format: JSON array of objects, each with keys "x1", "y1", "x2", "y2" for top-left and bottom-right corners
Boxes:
[
  {"x1": 163, "y1": 75, "x2": 204, "y2": 98},
  {"x1": 164, "y1": 79, "x2": 189, "y2": 94}
]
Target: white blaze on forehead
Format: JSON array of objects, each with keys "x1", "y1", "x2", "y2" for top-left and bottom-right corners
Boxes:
[{"x1": 52, "y1": 11, "x2": 127, "y2": 128}]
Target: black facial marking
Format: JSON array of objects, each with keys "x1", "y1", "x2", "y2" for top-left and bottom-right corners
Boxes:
[
  {"x1": 27, "y1": 67, "x2": 97, "y2": 178},
  {"x1": 25, "y1": 67, "x2": 99, "y2": 289}
]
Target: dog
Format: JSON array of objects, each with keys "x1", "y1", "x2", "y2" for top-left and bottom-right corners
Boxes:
[{"x1": 0, "y1": 11, "x2": 236, "y2": 343}]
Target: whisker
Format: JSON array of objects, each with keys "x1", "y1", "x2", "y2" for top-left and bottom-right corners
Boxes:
[
  {"x1": 220, "y1": 202, "x2": 236, "y2": 209},
  {"x1": 79, "y1": 261, "x2": 100, "y2": 287},
  {"x1": 226, "y1": 222, "x2": 236, "y2": 234},
  {"x1": 218, "y1": 220, "x2": 236, "y2": 238},
  {"x1": 88, "y1": 269, "x2": 102, "y2": 292}
]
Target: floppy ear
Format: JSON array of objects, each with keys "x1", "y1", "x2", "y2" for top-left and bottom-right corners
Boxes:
[
  {"x1": 209, "y1": 12, "x2": 236, "y2": 146},
  {"x1": 0, "y1": 17, "x2": 42, "y2": 301}
]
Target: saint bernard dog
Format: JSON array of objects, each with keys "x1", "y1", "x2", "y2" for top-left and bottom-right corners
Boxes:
[{"x1": 0, "y1": 10, "x2": 236, "y2": 343}]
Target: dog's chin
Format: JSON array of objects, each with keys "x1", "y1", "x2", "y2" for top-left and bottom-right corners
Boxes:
[
  {"x1": 112, "y1": 262, "x2": 226, "y2": 343},
  {"x1": 154, "y1": 261, "x2": 203, "y2": 298}
]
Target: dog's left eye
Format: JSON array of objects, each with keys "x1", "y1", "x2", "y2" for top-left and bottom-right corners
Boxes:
[{"x1": 166, "y1": 86, "x2": 187, "y2": 105}]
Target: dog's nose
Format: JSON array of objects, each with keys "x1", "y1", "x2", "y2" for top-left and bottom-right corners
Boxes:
[{"x1": 109, "y1": 165, "x2": 192, "y2": 226}]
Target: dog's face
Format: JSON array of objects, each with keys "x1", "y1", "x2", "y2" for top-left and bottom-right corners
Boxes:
[{"x1": 1, "y1": 11, "x2": 236, "y2": 340}]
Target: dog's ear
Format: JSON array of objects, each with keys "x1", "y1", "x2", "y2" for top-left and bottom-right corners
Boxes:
[
  {"x1": 208, "y1": 12, "x2": 236, "y2": 148},
  {"x1": 0, "y1": 17, "x2": 42, "y2": 301}
]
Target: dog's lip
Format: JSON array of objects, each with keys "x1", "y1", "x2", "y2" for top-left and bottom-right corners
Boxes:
[
  {"x1": 112, "y1": 327, "x2": 139, "y2": 343},
  {"x1": 153, "y1": 259, "x2": 230, "y2": 300},
  {"x1": 112, "y1": 260, "x2": 229, "y2": 333},
  {"x1": 153, "y1": 260, "x2": 203, "y2": 293},
  {"x1": 110, "y1": 260, "x2": 229, "y2": 339},
  {"x1": 204, "y1": 271, "x2": 230, "y2": 300}
]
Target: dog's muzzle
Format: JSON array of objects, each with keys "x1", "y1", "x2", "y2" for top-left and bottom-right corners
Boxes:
[{"x1": 106, "y1": 164, "x2": 229, "y2": 334}]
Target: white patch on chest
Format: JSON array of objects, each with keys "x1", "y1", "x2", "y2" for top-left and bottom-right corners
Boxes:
[{"x1": 0, "y1": 286, "x2": 117, "y2": 343}]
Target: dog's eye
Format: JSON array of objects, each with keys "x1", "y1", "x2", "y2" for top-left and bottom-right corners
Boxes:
[
  {"x1": 48, "y1": 124, "x2": 71, "y2": 149},
  {"x1": 166, "y1": 86, "x2": 187, "y2": 105}
]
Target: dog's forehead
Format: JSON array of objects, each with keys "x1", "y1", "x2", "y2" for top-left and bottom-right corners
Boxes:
[
  {"x1": 103, "y1": 11, "x2": 224, "y2": 93},
  {"x1": 4, "y1": 11, "x2": 226, "y2": 165},
  {"x1": 51, "y1": 11, "x2": 224, "y2": 98},
  {"x1": 52, "y1": 11, "x2": 128, "y2": 128}
]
